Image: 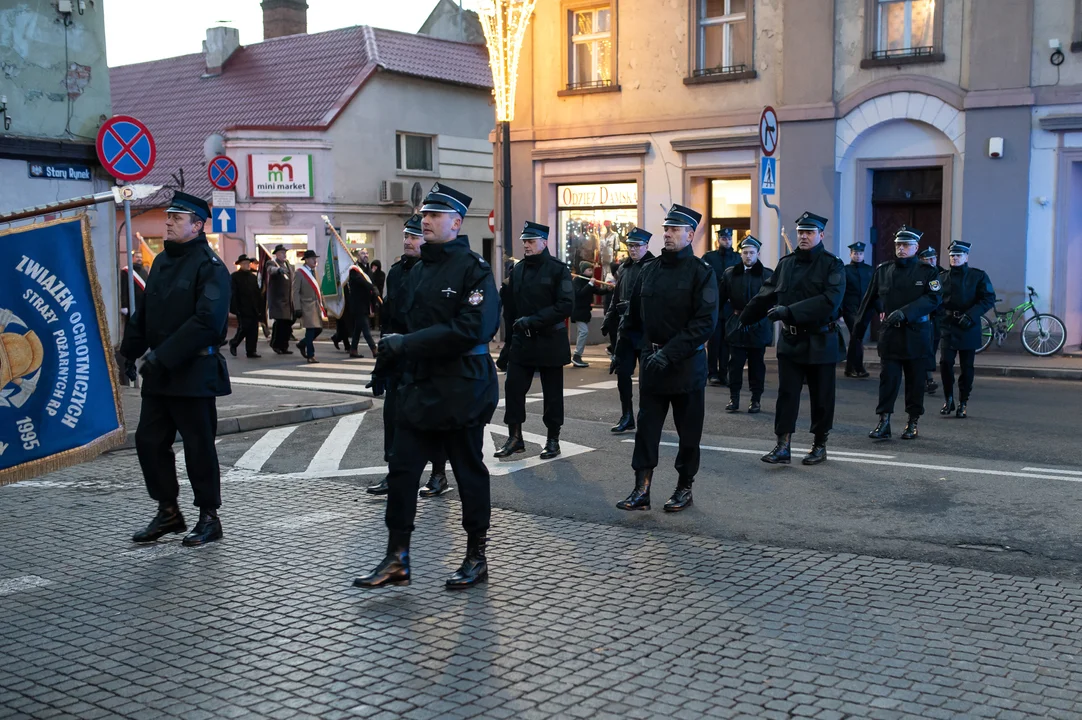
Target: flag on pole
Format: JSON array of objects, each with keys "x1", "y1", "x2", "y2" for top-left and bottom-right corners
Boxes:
[
  {"x1": 320, "y1": 232, "x2": 354, "y2": 319},
  {"x1": 257, "y1": 243, "x2": 273, "y2": 329}
]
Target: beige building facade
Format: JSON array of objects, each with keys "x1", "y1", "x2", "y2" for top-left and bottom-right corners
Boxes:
[{"x1": 503, "y1": 0, "x2": 1082, "y2": 346}]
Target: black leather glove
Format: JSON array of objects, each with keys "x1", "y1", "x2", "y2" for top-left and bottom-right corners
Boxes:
[
  {"x1": 496, "y1": 345, "x2": 510, "y2": 371},
  {"x1": 365, "y1": 376, "x2": 386, "y2": 397},
  {"x1": 600, "y1": 324, "x2": 608, "y2": 337},
  {"x1": 645, "y1": 351, "x2": 671, "y2": 374},
  {"x1": 608, "y1": 354, "x2": 619, "y2": 375},
  {"x1": 124, "y1": 359, "x2": 138, "y2": 382},
  {"x1": 293, "y1": 309, "x2": 302, "y2": 320},
  {"x1": 137, "y1": 351, "x2": 161, "y2": 379},
  {"x1": 959, "y1": 315, "x2": 974, "y2": 330},
  {"x1": 767, "y1": 305, "x2": 793, "y2": 323},
  {"x1": 377, "y1": 333, "x2": 405, "y2": 359},
  {"x1": 886, "y1": 310, "x2": 906, "y2": 326},
  {"x1": 512, "y1": 316, "x2": 533, "y2": 333}
]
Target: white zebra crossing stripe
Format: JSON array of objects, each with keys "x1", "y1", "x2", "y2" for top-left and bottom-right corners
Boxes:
[
  {"x1": 242, "y1": 369, "x2": 372, "y2": 382},
  {"x1": 234, "y1": 425, "x2": 298, "y2": 471},
  {"x1": 230, "y1": 377, "x2": 372, "y2": 394},
  {"x1": 0, "y1": 575, "x2": 54, "y2": 595},
  {"x1": 306, "y1": 413, "x2": 366, "y2": 475}
]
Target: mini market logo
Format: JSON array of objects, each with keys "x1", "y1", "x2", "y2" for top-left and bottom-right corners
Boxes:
[
  {"x1": 267, "y1": 157, "x2": 293, "y2": 183},
  {"x1": 250, "y1": 154, "x2": 313, "y2": 198}
]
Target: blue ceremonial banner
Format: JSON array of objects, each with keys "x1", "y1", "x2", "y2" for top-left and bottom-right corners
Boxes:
[{"x1": 0, "y1": 215, "x2": 124, "y2": 485}]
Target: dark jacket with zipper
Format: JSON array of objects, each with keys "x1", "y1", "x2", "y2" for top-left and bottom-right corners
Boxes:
[
  {"x1": 842, "y1": 261, "x2": 873, "y2": 320},
  {"x1": 720, "y1": 260, "x2": 774, "y2": 348},
  {"x1": 606, "y1": 251, "x2": 655, "y2": 349},
  {"x1": 382, "y1": 255, "x2": 419, "y2": 335},
  {"x1": 857, "y1": 256, "x2": 942, "y2": 360},
  {"x1": 503, "y1": 248, "x2": 573, "y2": 367},
  {"x1": 939, "y1": 264, "x2": 995, "y2": 351}
]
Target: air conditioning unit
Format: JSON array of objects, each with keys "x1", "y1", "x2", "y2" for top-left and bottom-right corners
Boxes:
[{"x1": 378, "y1": 180, "x2": 407, "y2": 204}]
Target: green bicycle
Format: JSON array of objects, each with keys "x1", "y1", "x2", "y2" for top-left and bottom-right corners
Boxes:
[{"x1": 979, "y1": 286, "x2": 1067, "y2": 356}]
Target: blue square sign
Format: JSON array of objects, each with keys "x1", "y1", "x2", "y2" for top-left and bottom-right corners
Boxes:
[
  {"x1": 212, "y1": 207, "x2": 236, "y2": 234},
  {"x1": 760, "y1": 157, "x2": 777, "y2": 196}
]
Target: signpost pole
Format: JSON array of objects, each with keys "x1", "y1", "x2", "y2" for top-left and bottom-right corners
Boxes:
[{"x1": 123, "y1": 194, "x2": 139, "y2": 388}]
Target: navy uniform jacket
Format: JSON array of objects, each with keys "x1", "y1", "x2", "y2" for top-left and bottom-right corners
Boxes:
[
  {"x1": 702, "y1": 247, "x2": 742, "y2": 318},
  {"x1": 503, "y1": 248, "x2": 573, "y2": 367},
  {"x1": 395, "y1": 236, "x2": 500, "y2": 431},
  {"x1": 121, "y1": 233, "x2": 231, "y2": 397},
  {"x1": 739, "y1": 243, "x2": 846, "y2": 365},
  {"x1": 620, "y1": 245, "x2": 718, "y2": 395},
  {"x1": 940, "y1": 264, "x2": 996, "y2": 351},
  {"x1": 857, "y1": 256, "x2": 942, "y2": 360},
  {"x1": 842, "y1": 262, "x2": 873, "y2": 318},
  {"x1": 720, "y1": 261, "x2": 774, "y2": 348},
  {"x1": 382, "y1": 256, "x2": 419, "y2": 335},
  {"x1": 605, "y1": 252, "x2": 655, "y2": 350}
]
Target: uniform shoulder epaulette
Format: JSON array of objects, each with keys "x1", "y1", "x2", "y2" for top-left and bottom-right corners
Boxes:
[
  {"x1": 876, "y1": 260, "x2": 893, "y2": 270},
  {"x1": 470, "y1": 251, "x2": 490, "y2": 269}
]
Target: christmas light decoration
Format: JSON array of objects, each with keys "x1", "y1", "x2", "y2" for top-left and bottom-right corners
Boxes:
[{"x1": 477, "y1": 0, "x2": 536, "y2": 123}]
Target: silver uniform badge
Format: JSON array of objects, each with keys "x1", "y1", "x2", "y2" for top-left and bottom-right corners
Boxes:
[
  {"x1": 441, "y1": 287, "x2": 457, "y2": 297},
  {"x1": 468, "y1": 289, "x2": 484, "y2": 306}
]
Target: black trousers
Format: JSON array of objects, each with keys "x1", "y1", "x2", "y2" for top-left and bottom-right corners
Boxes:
[
  {"x1": 351, "y1": 314, "x2": 376, "y2": 353},
  {"x1": 707, "y1": 317, "x2": 729, "y2": 378},
  {"x1": 775, "y1": 356, "x2": 836, "y2": 437},
  {"x1": 503, "y1": 362, "x2": 564, "y2": 431},
  {"x1": 135, "y1": 395, "x2": 221, "y2": 509},
  {"x1": 728, "y1": 346, "x2": 766, "y2": 399},
  {"x1": 270, "y1": 319, "x2": 293, "y2": 351},
  {"x1": 382, "y1": 375, "x2": 447, "y2": 470},
  {"x1": 876, "y1": 358, "x2": 926, "y2": 417},
  {"x1": 631, "y1": 389, "x2": 705, "y2": 478},
  {"x1": 843, "y1": 315, "x2": 867, "y2": 373},
  {"x1": 940, "y1": 348, "x2": 976, "y2": 401},
  {"x1": 615, "y1": 344, "x2": 640, "y2": 406},
  {"x1": 230, "y1": 316, "x2": 259, "y2": 356},
  {"x1": 386, "y1": 424, "x2": 489, "y2": 535}
]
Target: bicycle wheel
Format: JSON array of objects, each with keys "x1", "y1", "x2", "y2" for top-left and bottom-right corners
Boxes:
[
  {"x1": 978, "y1": 315, "x2": 993, "y2": 353},
  {"x1": 1021, "y1": 313, "x2": 1066, "y2": 356}
]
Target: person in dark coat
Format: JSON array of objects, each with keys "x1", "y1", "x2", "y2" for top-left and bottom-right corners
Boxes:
[
  {"x1": 346, "y1": 265, "x2": 378, "y2": 357},
  {"x1": 842, "y1": 241, "x2": 873, "y2": 378},
  {"x1": 719, "y1": 236, "x2": 773, "y2": 413},
  {"x1": 617, "y1": 205, "x2": 717, "y2": 513},
  {"x1": 606, "y1": 230, "x2": 654, "y2": 434},
  {"x1": 570, "y1": 260, "x2": 612, "y2": 368},
  {"x1": 265, "y1": 244, "x2": 295, "y2": 354},
  {"x1": 354, "y1": 183, "x2": 500, "y2": 590},
  {"x1": 365, "y1": 214, "x2": 451, "y2": 499},
  {"x1": 919, "y1": 246, "x2": 945, "y2": 394},
  {"x1": 938, "y1": 240, "x2": 995, "y2": 418},
  {"x1": 858, "y1": 226, "x2": 943, "y2": 441},
  {"x1": 494, "y1": 221, "x2": 574, "y2": 460},
  {"x1": 601, "y1": 259, "x2": 620, "y2": 356},
  {"x1": 118, "y1": 249, "x2": 150, "y2": 386},
  {"x1": 228, "y1": 254, "x2": 263, "y2": 358},
  {"x1": 740, "y1": 212, "x2": 845, "y2": 466},
  {"x1": 702, "y1": 228, "x2": 742, "y2": 386},
  {"x1": 369, "y1": 259, "x2": 386, "y2": 332},
  {"x1": 331, "y1": 280, "x2": 355, "y2": 353},
  {"x1": 120, "y1": 191, "x2": 231, "y2": 548}
]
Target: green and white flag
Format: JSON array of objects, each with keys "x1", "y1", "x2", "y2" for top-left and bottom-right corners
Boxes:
[{"x1": 320, "y1": 234, "x2": 352, "y2": 319}]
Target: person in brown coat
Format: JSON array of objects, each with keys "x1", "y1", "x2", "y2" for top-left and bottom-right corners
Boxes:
[{"x1": 292, "y1": 249, "x2": 325, "y2": 363}]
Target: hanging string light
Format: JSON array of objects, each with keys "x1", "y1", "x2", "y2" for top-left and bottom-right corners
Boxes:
[{"x1": 477, "y1": 0, "x2": 537, "y2": 124}]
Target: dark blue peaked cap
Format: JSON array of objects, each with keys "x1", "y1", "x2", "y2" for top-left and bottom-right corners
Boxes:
[
  {"x1": 848, "y1": 241, "x2": 866, "y2": 251},
  {"x1": 948, "y1": 240, "x2": 972, "y2": 254},
  {"x1": 795, "y1": 211, "x2": 828, "y2": 231},
  {"x1": 403, "y1": 214, "x2": 423, "y2": 236},
  {"x1": 894, "y1": 225, "x2": 923, "y2": 243},
  {"x1": 663, "y1": 203, "x2": 703, "y2": 230},
  {"x1": 520, "y1": 221, "x2": 549, "y2": 240},
  {"x1": 739, "y1": 235, "x2": 762, "y2": 251},
  {"x1": 918, "y1": 246, "x2": 937, "y2": 259},
  {"x1": 421, "y1": 182, "x2": 472, "y2": 217},
  {"x1": 624, "y1": 227, "x2": 652, "y2": 245},
  {"x1": 167, "y1": 191, "x2": 211, "y2": 222}
]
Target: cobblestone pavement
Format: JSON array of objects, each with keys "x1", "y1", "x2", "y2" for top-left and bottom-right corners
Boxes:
[{"x1": 2, "y1": 451, "x2": 1082, "y2": 720}]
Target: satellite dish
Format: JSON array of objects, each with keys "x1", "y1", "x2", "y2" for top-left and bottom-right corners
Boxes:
[
  {"x1": 203, "y1": 133, "x2": 226, "y2": 162},
  {"x1": 410, "y1": 182, "x2": 423, "y2": 209}
]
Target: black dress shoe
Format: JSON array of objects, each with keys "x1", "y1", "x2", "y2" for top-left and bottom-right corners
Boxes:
[
  {"x1": 229, "y1": 343, "x2": 238, "y2": 357},
  {"x1": 419, "y1": 472, "x2": 449, "y2": 498},
  {"x1": 610, "y1": 411, "x2": 636, "y2": 434},
  {"x1": 925, "y1": 379, "x2": 939, "y2": 395},
  {"x1": 132, "y1": 503, "x2": 187, "y2": 543},
  {"x1": 332, "y1": 337, "x2": 340, "y2": 350},
  {"x1": 844, "y1": 369, "x2": 856, "y2": 378},
  {"x1": 273, "y1": 348, "x2": 285, "y2": 355},
  {"x1": 869, "y1": 413, "x2": 891, "y2": 439},
  {"x1": 708, "y1": 375, "x2": 723, "y2": 387},
  {"x1": 956, "y1": 402, "x2": 967, "y2": 419},
  {"x1": 855, "y1": 370, "x2": 870, "y2": 378},
  {"x1": 297, "y1": 343, "x2": 308, "y2": 358},
  {"x1": 617, "y1": 469, "x2": 652, "y2": 510},
  {"x1": 246, "y1": 353, "x2": 261, "y2": 359},
  {"x1": 354, "y1": 532, "x2": 411, "y2": 588},
  {"x1": 494, "y1": 424, "x2": 525, "y2": 458},
  {"x1": 802, "y1": 435, "x2": 828, "y2": 465},
  {"x1": 539, "y1": 432, "x2": 561, "y2": 460},
  {"x1": 748, "y1": 399, "x2": 761, "y2": 413},
  {"x1": 366, "y1": 477, "x2": 390, "y2": 495},
  {"x1": 940, "y1": 396, "x2": 955, "y2": 415},
  {"x1": 900, "y1": 416, "x2": 919, "y2": 440},
  {"x1": 761, "y1": 434, "x2": 791, "y2": 464},
  {"x1": 182, "y1": 508, "x2": 222, "y2": 547},
  {"x1": 725, "y1": 398, "x2": 739, "y2": 413},
  {"x1": 281, "y1": 348, "x2": 294, "y2": 355},
  {"x1": 446, "y1": 534, "x2": 488, "y2": 589},
  {"x1": 663, "y1": 479, "x2": 693, "y2": 512}
]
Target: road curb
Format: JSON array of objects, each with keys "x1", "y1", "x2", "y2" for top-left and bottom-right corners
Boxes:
[
  {"x1": 864, "y1": 362, "x2": 1082, "y2": 382},
  {"x1": 114, "y1": 398, "x2": 373, "y2": 451}
]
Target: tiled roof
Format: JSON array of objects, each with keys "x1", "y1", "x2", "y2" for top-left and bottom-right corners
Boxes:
[{"x1": 110, "y1": 26, "x2": 491, "y2": 200}]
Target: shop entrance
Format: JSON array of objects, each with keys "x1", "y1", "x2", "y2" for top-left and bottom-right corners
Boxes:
[
  {"x1": 556, "y1": 182, "x2": 638, "y2": 271},
  {"x1": 709, "y1": 178, "x2": 752, "y2": 250}
]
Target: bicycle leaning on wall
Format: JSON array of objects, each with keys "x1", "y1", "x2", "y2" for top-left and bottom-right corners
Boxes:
[{"x1": 978, "y1": 286, "x2": 1066, "y2": 356}]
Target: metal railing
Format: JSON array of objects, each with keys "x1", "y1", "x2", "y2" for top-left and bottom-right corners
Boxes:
[
  {"x1": 869, "y1": 45, "x2": 935, "y2": 60},
  {"x1": 565, "y1": 78, "x2": 615, "y2": 91}
]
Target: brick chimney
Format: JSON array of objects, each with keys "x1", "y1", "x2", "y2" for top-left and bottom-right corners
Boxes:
[
  {"x1": 203, "y1": 26, "x2": 240, "y2": 76},
  {"x1": 262, "y1": 0, "x2": 308, "y2": 39}
]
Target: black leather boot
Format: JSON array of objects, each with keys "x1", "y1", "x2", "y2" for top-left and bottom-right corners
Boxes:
[
  {"x1": 182, "y1": 508, "x2": 223, "y2": 547},
  {"x1": 869, "y1": 413, "x2": 892, "y2": 439},
  {"x1": 956, "y1": 401, "x2": 967, "y2": 419},
  {"x1": 761, "y1": 434, "x2": 791, "y2": 464},
  {"x1": 611, "y1": 401, "x2": 636, "y2": 433},
  {"x1": 748, "y1": 396, "x2": 761, "y2": 414},
  {"x1": 663, "y1": 478, "x2": 693, "y2": 512},
  {"x1": 354, "y1": 531, "x2": 411, "y2": 588},
  {"x1": 616, "y1": 469, "x2": 652, "y2": 510},
  {"x1": 925, "y1": 375, "x2": 938, "y2": 394},
  {"x1": 132, "y1": 502, "x2": 186, "y2": 543},
  {"x1": 901, "y1": 415, "x2": 920, "y2": 439},
  {"x1": 539, "y1": 430, "x2": 561, "y2": 459},
  {"x1": 802, "y1": 434, "x2": 828, "y2": 465},
  {"x1": 366, "y1": 477, "x2": 390, "y2": 495},
  {"x1": 446, "y1": 534, "x2": 488, "y2": 589},
  {"x1": 725, "y1": 396, "x2": 740, "y2": 413},
  {"x1": 493, "y1": 423, "x2": 525, "y2": 458},
  {"x1": 418, "y1": 469, "x2": 449, "y2": 498},
  {"x1": 940, "y1": 396, "x2": 955, "y2": 415}
]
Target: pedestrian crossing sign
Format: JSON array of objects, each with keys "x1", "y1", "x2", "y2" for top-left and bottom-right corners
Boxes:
[{"x1": 760, "y1": 156, "x2": 777, "y2": 196}]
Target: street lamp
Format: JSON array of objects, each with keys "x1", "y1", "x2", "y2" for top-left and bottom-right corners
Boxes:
[{"x1": 478, "y1": 0, "x2": 536, "y2": 262}]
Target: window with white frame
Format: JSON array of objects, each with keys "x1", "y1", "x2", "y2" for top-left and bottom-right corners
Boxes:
[
  {"x1": 568, "y1": 5, "x2": 614, "y2": 89},
  {"x1": 875, "y1": 0, "x2": 935, "y2": 58},
  {"x1": 395, "y1": 132, "x2": 433, "y2": 172},
  {"x1": 695, "y1": 0, "x2": 749, "y2": 76}
]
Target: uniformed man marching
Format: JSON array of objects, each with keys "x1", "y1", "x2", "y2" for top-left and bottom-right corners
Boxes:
[
  {"x1": 842, "y1": 241, "x2": 873, "y2": 378},
  {"x1": 858, "y1": 226, "x2": 942, "y2": 440},
  {"x1": 606, "y1": 229, "x2": 655, "y2": 434},
  {"x1": 354, "y1": 183, "x2": 500, "y2": 590},
  {"x1": 702, "y1": 228, "x2": 742, "y2": 386},
  {"x1": 120, "y1": 191, "x2": 231, "y2": 547},
  {"x1": 494, "y1": 221, "x2": 573, "y2": 459},
  {"x1": 617, "y1": 205, "x2": 717, "y2": 513},
  {"x1": 938, "y1": 240, "x2": 995, "y2": 418},
  {"x1": 739, "y1": 212, "x2": 845, "y2": 466},
  {"x1": 919, "y1": 246, "x2": 945, "y2": 394},
  {"x1": 365, "y1": 214, "x2": 451, "y2": 498},
  {"x1": 719, "y1": 236, "x2": 773, "y2": 413}
]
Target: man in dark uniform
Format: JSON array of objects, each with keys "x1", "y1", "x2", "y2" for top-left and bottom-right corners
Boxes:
[
  {"x1": 366, "y1": 215, "x2": 450, "y2": 498},
  {"x1": 120, "y1": 191, "x2": 231, "y2": 547},
  {"x1": 228, "y1": 254, "x2": 263, "y2": 358},
  {"x1": 354, "y1": 183, "x2": 500, "y2": 590},
  {"x1": 858, "y1": 226, "x2": 943, "y2": 441},
  {"x1": 616, "y1": 204, "x2": 717, "y2": 513},
  {"x1": 265, "y1": 244, "x2": 295, "y2": 354},
  {"x1": 606, "y1": 229, "x2": 654, "y2": 433},
  {"x1": 740, "y1": 212, "x2": 845, "y2": 466},
  {"x1": 919, "y1": 246, "x2": 945, "y2": 394},
  {"x1": 719, "y1": 236, "x2": 773, "y2": 413},
  {"x1": 494, "y1": 221, "x2": 573, "y2": 460},
  {"x1": 842, "y1": 241, "x2": 873, "y2": 378},
  {"x1": 118, "y1": 250, "x2": 149, "y2": 385},
  {"x1": 702, "y1": 228, "x2": 741, "y2": 386},
  {"x1": 938, "y1": 240, "x2": 995, "y2": 419}
]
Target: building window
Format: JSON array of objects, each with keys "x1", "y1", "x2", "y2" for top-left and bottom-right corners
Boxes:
[
  {"x1": 395, "y1": 133, "x2": 433, "y2": 172},
  {"x1": 567, "y1": 5, "x2": 614, "y2": 90},
  {"x1": 695, "y1": 0, "x2": 749, "y2": 77},
  {"x1": 873, "y1": 0, "x2": 934, "y2": 59},
  {"x1": 557, "y1": 182, "x2": 638, "y2": 267},
  {"x1": 709, "y1": 178, "x2": 752, "y2": 249}
]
